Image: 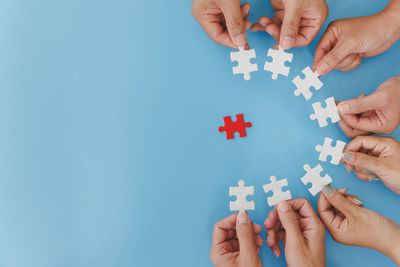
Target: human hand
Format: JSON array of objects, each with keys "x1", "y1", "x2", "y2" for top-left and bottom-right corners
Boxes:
[
  {"x1": 264, "y1": 199, "x2": 326, "y2": 267},
  {"x1": 313, "y1": 2, "x2": 400, "y2": 75},
  {"x1": 251, "y1": 0, "x2": 328, "y2": 49},
  {"x1": 210, "y1": 211, "x2": 263, "y2": 267},
  {"x1": 336, "y1": 75, "x2": 400, "y2": 138},
  {"x1": 342, "y1": 135, "x2": 400, "y2": 195},
  {"x1": 318, "y1": 185, "x2": 400, "y2": 265},
  {"x1": 191, "y1": 0, "x2": 252, "y2": 48}
]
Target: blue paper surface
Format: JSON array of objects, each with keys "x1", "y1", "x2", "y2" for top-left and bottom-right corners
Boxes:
[{"x1": 0, "y1": 0, "x2": 399, "y2": 266}]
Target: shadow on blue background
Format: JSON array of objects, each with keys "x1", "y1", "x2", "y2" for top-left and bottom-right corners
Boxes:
[{"x1": 0, "y1": 0, "x2": 399, "y2": 266}]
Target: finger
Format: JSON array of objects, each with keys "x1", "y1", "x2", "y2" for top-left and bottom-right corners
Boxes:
[
  {"x1": 280, "y1": 1, "x2": 302, "y2": 49},
  {"x1": 353, "y1": 169, "x2": 379, "y2": 182},
  {"x1": 252, "y1": 222, "x2": 262, "y2": 234},
  {"x1": 271, "y1": 242, "x2": 281, "y2": 258},
  {"x1": 236, "y1": 211, "x2": 258, "y2": 258},
  {"x1": 212, "y1": 213, "x2": 238, "y2": 245},
  {"x1": 313, "y1": 27, "x2": 338, "y2": 71},
  {"x1": 337, "y1": 92, "x2": 383, "y2": 115},
  {"x1": 342, "y1": 151, "x2": 385, "y2": 177},
  {"x1": 346, "y1": 194, "x2": 364, "y2": 206},
  {"x1": 286, "y1": 198, "x2": 318, "y2": 219},
  {"x1": 197, "y1": 17, "x2": 236, "y2": 48},
  {"x1": 320, "y1": 185, "x2": 358, "y2": 217},
  {"x1": 316, "y1": 41, "x2": 350, "y2": 75},
  {"x1": 218, "y1": 0, "x2": 247, "y2": 47},
  {"x1": 336, "y1": 54, "x2": 363, "y2": 72},
  {"x1": 338, "y1": 120, "x2": 370, "y2": 139},
  {"x1": 276, "y1": 201, "x2": 305, "y2": 243},
  {"x1": 264, "y1": 208, "x2": 279, "y2": 229},
  {"x1": 240, "y1": 3, "x2": 251, "y2": 20},
  {"x1": 255, "y1": 234, "x2": 264, "y2": 246}
]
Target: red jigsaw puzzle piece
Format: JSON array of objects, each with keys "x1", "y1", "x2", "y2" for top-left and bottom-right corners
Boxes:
[{"x1": 218, "y1": 114, "x2": 252, "y2": 140}]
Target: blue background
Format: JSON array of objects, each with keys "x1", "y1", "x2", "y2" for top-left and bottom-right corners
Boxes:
[{"x1": 0, "y1": 0, "x2": 399, "y2": 266}]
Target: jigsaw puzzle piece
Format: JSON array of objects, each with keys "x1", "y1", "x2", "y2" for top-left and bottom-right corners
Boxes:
[
  {"x1": 310, "y1": 97, "x2": 340, "y2": 127},
  {"x1": 263, "y1": 176, "x2": 292, "y2": 206},
  {"x1": 301, "y1": 164, "x2": 332, "y2": 196},
  {"x1": 264, "y1": 46, "x2": 293, "y2": 80},
  {"x1": 218, "y1": 114, "x2": 252, "y2": 140},
  {"x1": 229, "y1": 180, "x2": 255, "y2": 211},
  {"x1": 316, "y1": 137, "x2": 346, "y2": 165},
  {"x1": 292, "y1": 66, "x2": 323, "y2": 100},
  {"x1": 230, "y1": 46, "x2": 258, "y2": 81}
]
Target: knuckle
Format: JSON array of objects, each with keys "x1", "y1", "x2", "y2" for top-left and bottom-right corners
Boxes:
[
  {"x1": 284, "y1": 20, "x2": 299, "y2": 34},
  {"x1": 228, "y1": 19, "x2": 243, "y2": 32},
  {"x1": 328, "y1": 50, "x2": 341, "y2": 63}
]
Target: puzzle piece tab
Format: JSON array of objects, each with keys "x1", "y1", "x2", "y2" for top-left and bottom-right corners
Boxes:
[
  {"x1": 229, "y1": 180, "x2": 255, "y2": 211},
  {"x1": 292, "y1": 66, "x2": 323, "y2": 100},
  {"x1": 310, "y1": 97, "x2": 340, "y2": 127},
  {"x1": 301, "y1": 164, "x2": 332, "y2": 196},
  {"x1": 264, "y1": 46, "x2": 293, "y2": 80},
  {"x1": 218, "y1": 114, "x2": 252, "y2": 140},
  {"x1": 263, "y1": 176, "x2": 292, "y2": 206},
  {"x1": 316, "y1": 137, "x2": 346, "y2": 165},
  {"x1": 230, "y1": 46, "x2": 258, "y2": 81}
]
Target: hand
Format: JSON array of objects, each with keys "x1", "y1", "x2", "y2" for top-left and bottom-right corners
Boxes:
[
  {"x1": 342, "y1": 135, "x2": 400, "y2": 195},
  {"x1": 313, "y1": 1, "x2": 400, "y2": 75},
  {"x1": 264, "y1": 199, "x2": 326, "y2": 267},
  {"x1": 191, "y1": 0, "x2": 252, "y2": 48},
  {"x1": 336, "y1": 75, "x2": 400, "y2": 138},
  {"x1": 318, "y1": 185, "x2": 400, "y2": 265},
  {"x1": 251, "y1": 0, "x2": 328, "y2": 49},
  {"x1": 210, "y1": 211, "x2": 263, "y2": 267}
]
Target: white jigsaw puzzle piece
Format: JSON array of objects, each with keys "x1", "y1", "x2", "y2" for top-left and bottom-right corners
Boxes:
[
  {"x1": 229, "y1": 180, "x2": 255, "y2": 211},
  {"x1": 230, "y1": 46, "x2": 258, "y2": 81},
  {"x1": 301, "y1": 164, "x2": 332, "y2": 196},
  {"x1": 316, "y1": 137, "x2": 346, "y2": 165},
  {"x1": 262, "y1": 176, "x2": 292, "y2": 206},
  {"x1": 264, "y1": 46, "x2": 293, "y2": 80},
  {"x1": 310, "y1": 97, "x2": 340, "y2": 127},
  {"x1": 292, "y1": 66, "x2": 323, "y2": 100}
]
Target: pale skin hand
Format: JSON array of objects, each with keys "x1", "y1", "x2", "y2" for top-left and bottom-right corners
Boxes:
[
  {"x1": 336, "y1": 75, "x2": 400, "y2": 138},
  {"x1": 264, "y1": 199, "x2": 326, "y2": 267},
  {"x1": 318, "y1": 186, "x2": 400, "y2": 265},
  {"x1": 191, "y1": 0, "x2": 252, "y2": 49},
  {"x1": 251, "y1": 0, "x2": 328, "y2": 49},
  {"x1": 313, "y1": 0, "x2": 400, "y2": 75},
  {"x1": 342, "y1": 135, "x2": 400, "y2": 195},
  {"x1": 210, "y1": 211, "x2": 264, "y2": 267}
]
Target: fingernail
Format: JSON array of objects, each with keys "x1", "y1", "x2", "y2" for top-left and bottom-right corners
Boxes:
[
  {"x1": 272, "y1": 247, "x2": 279, "y2": 258},
  {"x1": 338, "y1": 103, "x2": 350, "y2": 114},
  {"x1": 364, "y1": 169, "x2": 376, "y2": 176},
  {"x1": 371, "y1": 177, "x2": 381, "y2": 182},
  {"x1": 343, "y1": 153, "x2": 354, "y2": 162},
  {"x1": 318, "y1": 62, "x2": 330, "y2": 74},
  {"x1": 234, "y1": 33, "x2": 246, "y2": 46},
  {"x1": 344, "y1": 164, "x2": 352, "y2": 174},
  {"x1": 277, "y1": 201, "x2": 290, "y2": 213},
  {"x1": 281, "y1": 36, "x2": 294, "y2": 49},
  {"x1": 237, "y1": 210, "x2": 250, "y2": 224},
  {"x1": 322, "y1": 185, "x2": 334, "y2": 196},
  {"x1": 353, "y1": 197, "x2": 364, "y2": 205}
]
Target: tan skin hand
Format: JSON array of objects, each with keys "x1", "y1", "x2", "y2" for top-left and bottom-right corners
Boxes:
[
  {"x1": 210, "y1": 212, "x2": 264, "y2": 267},
  {"x1": 337, "y1": 75, "x2": 400, "y2": 138},
  {"x1": 313, "y1": 1, "x2": 400, "y2": 75},
  {"x1": 342, "y1": 136, "x2": 400, "y2": 195},
  {"x1": 264, "y1": 199, "x2": 326, "y2": 267},
  {"x1": 318, "y1": 186, "x2": 400, "y2": 265},
  {"x1": 251, "y1": 0, "x2": 328, "y2": 50},
  {"x1": 191, "y1": 0, "x2": 252, "y2": 49}
]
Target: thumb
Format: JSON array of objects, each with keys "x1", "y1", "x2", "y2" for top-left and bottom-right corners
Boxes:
[
  {"x1": 316, "y1": 42, "x2": 349, "y2": 75},
  {"x1": 280, "y1": 1, "x2": 302, "y2": 49},
  {"x1": 277, "y1": 201, "x2": 304, "y2": 243},
  {"x1": 236, "y1": 211, "x2": 257, "y2": 258},
  {"x1": 337, "y1": 93, "x2": 381, "y2": 115},
  {"x1": 342, "y1": 152, "x2": 385, "y2": 176},
  {"x1": 321, "y1": 185, "x2": 358, "y2": 216},
  {"x1": 218, "y1": 0, "x2": 247, "y2": 47}
]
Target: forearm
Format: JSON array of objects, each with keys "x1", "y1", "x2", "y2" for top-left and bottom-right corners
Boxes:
[
  {"x1": 380, "y1": 228, "x2": 400, "y2": 265},
  {"x1": 382, "y1": 0, "x2": 400, "y2": 40}
]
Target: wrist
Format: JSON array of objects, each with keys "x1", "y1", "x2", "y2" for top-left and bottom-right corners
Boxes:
[
  {"x1": 379, "y1": 226, "x2": 400, "y2": 264},
  {"x1": 380, "y1": 1, "x2": 400, "y2": 41}
]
